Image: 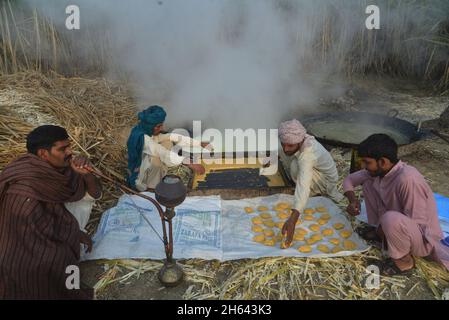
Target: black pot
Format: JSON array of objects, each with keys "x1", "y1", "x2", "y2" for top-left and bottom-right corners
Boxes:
[{"x1": 155, "y1": 175, "x2": 187, "y2": 208}]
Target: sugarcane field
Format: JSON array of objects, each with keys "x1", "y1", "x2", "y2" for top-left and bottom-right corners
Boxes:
[{"x1": 1, "y1": 0, "x2": 449, "y2": 304}]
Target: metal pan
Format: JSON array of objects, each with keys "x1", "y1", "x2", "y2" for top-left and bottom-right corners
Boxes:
[{"x1": 301, "y1": 110, "x2": 424, "y2": 148}]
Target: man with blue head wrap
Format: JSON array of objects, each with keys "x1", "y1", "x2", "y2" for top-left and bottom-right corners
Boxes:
[{"x1": 126, "y1": 105, "x2": 208, "y2": 190}]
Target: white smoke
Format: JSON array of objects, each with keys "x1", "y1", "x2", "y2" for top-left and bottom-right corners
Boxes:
[
  {"x1": 20, "y1": 0, "x2": 448, "y2": 133},
  {"x1": 21, "y1": 0, "x2": 347, "y2": 132}
]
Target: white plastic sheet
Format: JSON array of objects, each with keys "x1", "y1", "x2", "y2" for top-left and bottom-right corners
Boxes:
[
  {"x1": 83, "y1": 193, "x2": 369, "y2": 261},
  {"x1": 221, "y1": 194, "x2": 369, "y2": 260},
  {"x1": 82, "y1": 193, "x2": 222, "y2": 261}
]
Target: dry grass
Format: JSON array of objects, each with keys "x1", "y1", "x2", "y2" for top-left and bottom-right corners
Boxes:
[
  {"x1": 92, "y1": 250, "x2": 449, "y2": 300},
  {"x1": 0, "y1": 71, "x2": 136, "y2": 232},
  {"x1": 0, "y1": 1, "x2": 112, "y2": 76}
]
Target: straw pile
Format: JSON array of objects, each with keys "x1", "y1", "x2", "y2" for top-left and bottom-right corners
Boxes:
[
  {"x1": 1, "y1": 71, "x2": 448, "y2": 300},
  {"x1": 93, "y1": 250, "x2": 449, "y2": 300},
  {"x1": 0, "y1": 71, "x2": 136, "y2": 232}
]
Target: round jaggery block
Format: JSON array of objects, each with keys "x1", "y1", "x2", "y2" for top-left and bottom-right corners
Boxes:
[
  {"x1": 295, "y1": 227, "x2": 308, "y2": 236},
  {"x1": 340, "y1": 230, "x2": 352, "y2": 239},
  {"x1": 253, "y1": 234, "x2": 265, "y2": 243},
  {"x1": 252, "y1": 217, "x2": 263, "y2": 225},
  {"x1": 333, "y1": 223, "x2": 345, "y2": 230},
  {"x1": 303, "y1": 215, "x2": 315, "y2": 221},
  {"x1": 306, "y1": 238, "x2": 317, "y2": 245},
  {"x1": 304, "y1": 208, "x2": 315, "y2": 215},
  {"x1": 263, "y1": 229, "x2": 275, "y2": 237},
  {"x1": 263, "y1": 238, "x2": 276, "y2": 246},
  {"x1": 332, "y1": 246, "x2": 343, "y2": 253},
  {"x1": 260, "y1": 212, "x2": 272, "y2": 219},
  {"x1": 276, "y1": 221, "x2": 285, "y2": 229},
  {"x1": 277, "y1": 202, "x2": 290, "y2": 210},
  {"x1": 320, "y1": 213, "x2": 331, "y2": 220},
  {"x1": 298, "y1": 245, "x2": 312, "y2": 253},
  {"x1": 310, "y1": 233, "x2": 323, "y2": 242},
  {"x1": 317, "y1": 244, "x2": 330, "y2": 253},
  {"x1": 244, "y1": 207, "x2": 255, "y2": 214},
  {"x1": 317, "y1": 218, "x2": 328, "y2": 226},
  {"x1": 263, "y1": 220, "x2": 276, "y2": 228},
  {"x1": 277, "y1": 212, "x2": 289, "y2": 220},
  {"x1": 343, "y1": 240, "x2": 357, "y2": 250}
]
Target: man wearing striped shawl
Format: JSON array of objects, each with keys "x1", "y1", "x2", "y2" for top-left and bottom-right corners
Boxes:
[{"x1": 0, "y1": 125, "x2": 102, "y2": 299}]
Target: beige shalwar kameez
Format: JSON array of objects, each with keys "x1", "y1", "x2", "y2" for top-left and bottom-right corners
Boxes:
[{"x1": 280, "y1": 138, "x2": 343, "y2": 213}]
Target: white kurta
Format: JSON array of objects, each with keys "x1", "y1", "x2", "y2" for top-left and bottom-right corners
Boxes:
[
  {"x1": 64, "y1": 193, "x2": 99, "y2": 231},
  {"x1": 135, "y1": 133, "x2": 202, "y2": 191},
  {"x1": 280, "y1": 138, "x2": 343, "y2": 212}
]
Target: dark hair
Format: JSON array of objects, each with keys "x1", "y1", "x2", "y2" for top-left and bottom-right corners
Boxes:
[
  {"x1": 26, "y1": 125, "x2": 69, "y2": 155},
  {"x1": 358, "y1": 134, "x2": 399, "y2": 163}
]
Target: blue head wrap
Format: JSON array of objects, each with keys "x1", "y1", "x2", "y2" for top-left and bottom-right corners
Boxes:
[{"x1": 126, "y1": 105, "x2": 167, "y2": 189}]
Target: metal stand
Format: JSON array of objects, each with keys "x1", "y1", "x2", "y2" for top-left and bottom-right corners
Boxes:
[
  {"x1": 158, "y1": 207, "x2": 184, "y2": 287},
  {"x1": 158, "y1": 259, "x2": 184, "y2": 287},
  {"x1": 85, "y1": 168, "x2": 186, "y2": 287}
]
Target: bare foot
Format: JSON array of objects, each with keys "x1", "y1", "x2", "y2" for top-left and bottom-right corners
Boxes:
[{"x1": 392, "y1": 254, "x2": 415, "y2": 271}]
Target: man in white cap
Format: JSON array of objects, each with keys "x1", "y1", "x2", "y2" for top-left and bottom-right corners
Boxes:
[{"x1": 278, "y1": 119, "x2": 343, "y2": 246}]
